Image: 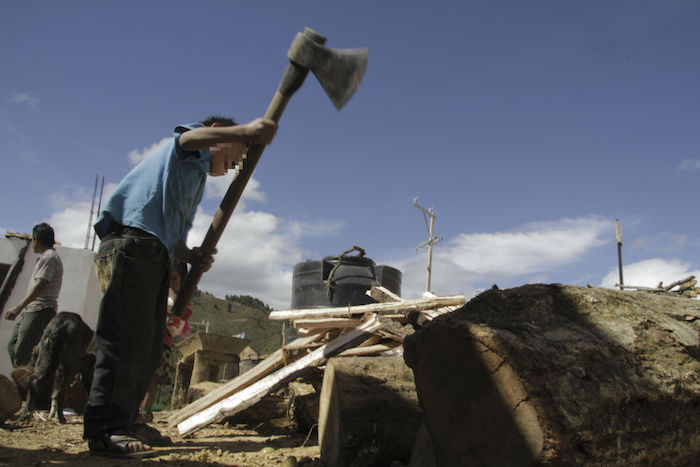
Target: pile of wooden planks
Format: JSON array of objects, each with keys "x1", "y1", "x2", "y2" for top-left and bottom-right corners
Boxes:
[
  {"x1": 616, "y1": 275, "x2": 699, "y2": 298},
  {"x1": 167, "y1": 286, "x2": 465, "y2": 436}
]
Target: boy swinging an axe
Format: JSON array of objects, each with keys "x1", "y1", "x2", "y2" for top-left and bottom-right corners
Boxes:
[
  {"x1": 85, "y1": 27, "x2": 367, "y2": 460},
  {"x1": 85, "y1": 116, "x2": 277, "y2": 459}
]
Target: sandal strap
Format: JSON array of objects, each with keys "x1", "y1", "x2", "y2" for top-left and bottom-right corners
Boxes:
[{"x1": 89, "y1": 431, "x2": 155, "y2": 458}]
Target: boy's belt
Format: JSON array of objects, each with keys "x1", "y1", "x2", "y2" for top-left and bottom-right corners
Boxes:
[{"x1": 109, "y1": 224, "x2": 156, "y2": 239}]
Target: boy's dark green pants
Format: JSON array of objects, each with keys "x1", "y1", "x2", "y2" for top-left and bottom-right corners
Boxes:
[{"x1": 83, "y1": 227, "x2": 169, "y2": 441}]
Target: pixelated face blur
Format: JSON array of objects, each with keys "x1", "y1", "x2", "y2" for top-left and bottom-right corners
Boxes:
[{"x1": 209, "y1": 142, "x2": 246, "y2": 176}]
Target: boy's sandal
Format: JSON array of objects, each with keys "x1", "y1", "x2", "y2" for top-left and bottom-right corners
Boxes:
[
  {"x1": 132, "y1": 423, "x2": 173, "y2": 447},
  {"x1": 88, "y1": 432, "x2": 156, "y2": 459}
]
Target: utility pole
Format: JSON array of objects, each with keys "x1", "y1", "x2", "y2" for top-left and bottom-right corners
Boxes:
[
  {"x1": 90, "y1": 176, "x2": 105, "y2": 251},
  {"x1": 85, "y1": 175, "x2": 99, "y2": 249},
  {"x1": 616, "y1": 219, "x2": 624, "y2": 290},
  {"x1": 414, "y1": 197, "x2": 443, "y2": 292}
]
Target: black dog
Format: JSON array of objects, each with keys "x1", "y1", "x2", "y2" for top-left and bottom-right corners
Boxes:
[{"x1": 19, "y1": 311, "x2": 95, "y2": 423}]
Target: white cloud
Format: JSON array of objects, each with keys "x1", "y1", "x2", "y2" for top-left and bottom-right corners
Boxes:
[
  {"x1": 9, "y1": 92, "x2": 39, "y2": 110},
  {"x1": 128, "y1": 137, "x2": 170, "y2": 165},
  {"x1": 45, "y1": 183, "x2": 118, "y2": 249},
  {"x1": 47, "y1": 200, "x2": 95, "y2": 249},
  {"x1": 392, "y1": 215, "x2": 613, "y2": 300},
  {"x1": 678, "y1": 159, "x2": 700, "y2": 171},
  {"x1": 447, "y1": 216, "x2": 610, "y2": 275},
  {"x1": 600, "y1": 258, "x2": 700, "y2": 289},
  {"x1": 205, "y1": 173, "x2": 266, "y2": 204},
  {"x1": 187, "y1": 208, "x2": 303, "y2": 309}
]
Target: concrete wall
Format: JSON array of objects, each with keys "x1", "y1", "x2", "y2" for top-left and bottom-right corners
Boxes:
[{"x1": 0, "y1": 238, "x2": 102, "y2": 377}]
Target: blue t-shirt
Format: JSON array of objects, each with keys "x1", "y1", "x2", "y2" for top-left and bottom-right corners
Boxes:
[{"x1": 94, "y1": 123, "x2": 210, "y2": 258}]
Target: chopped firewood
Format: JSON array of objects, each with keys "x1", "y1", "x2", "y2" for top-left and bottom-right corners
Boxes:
[
  {"x1": 295, "y1": 327, "x2": 326, "y2": 337},
  {"x1": 356, "y1": 334, "x2": 382, "y2": 348},
  {"x1": 662, "y1": 276, "x2": 696, "y2": 292},
  {"x1": 379, "y1": 313, "x2": 409, "y2": 321},
  {"x1": 173, "y1": 289, "x2": 465, "y2": 437},
  {"x1": 367, "y1": 285, "x2": 403, "y2": 303},
  {"x1": 617, "y1": 276, "x2": 699, "y2": 298},
  {"x1": 176, "y1": 314, "x2": 384, "y2": 436},
  {"x1": 168, "y1": 333, "x2": 322, "y2": 427},
  {"x1": 292, "y1": 317, "x2": 363, "y2": 331},
  {"x1": 269, "y1": 294, "x2": 466, "y2": 321},
  {"x1": 337, "y1": 342, "x2": 401, "y2": 357}
]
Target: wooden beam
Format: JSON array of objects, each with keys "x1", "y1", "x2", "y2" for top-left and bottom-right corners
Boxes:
[
  {"x1": 177, "y1": 315, "x2": 385, "y2": 436},
  {"x1": 268, "y1": 294, "x2": 466, "y2": 321},
  {"x1": 367, "y1": 285, "x2": 403, "y2": 303},
  {"x1": 292, "y1": 317, "x2": 363, "y2": 330},
  {"x1": 663, "y1": 275, "x2": 696, "y2": 292},
  {"x1": 337, "y1": 342, "x2": 400, "y2": 357}
]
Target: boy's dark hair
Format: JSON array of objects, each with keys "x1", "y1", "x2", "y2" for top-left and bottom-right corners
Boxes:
[
  {"x1": 32, "y1": 223, "x2": 55, "y2": 248},
  {"x1": 200, "y1": 115, "x2": 236, "y2": 127}
]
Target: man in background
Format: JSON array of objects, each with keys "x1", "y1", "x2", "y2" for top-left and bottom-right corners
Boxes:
[{"x1": 5, "y1": 223, "x2": 63, "y2": 367}]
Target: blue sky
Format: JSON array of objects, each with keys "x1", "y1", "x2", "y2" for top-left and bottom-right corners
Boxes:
[{"x1": 2, "y1": 1, "x2": 699, "y2": 309}]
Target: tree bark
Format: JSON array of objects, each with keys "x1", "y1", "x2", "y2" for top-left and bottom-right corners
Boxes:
[
  {"x1": 318, "y1": 355, "x2": 422, "y2": 467},
  {"x1": 404, "y1": 284, "x2": 700, "y2": 466}
]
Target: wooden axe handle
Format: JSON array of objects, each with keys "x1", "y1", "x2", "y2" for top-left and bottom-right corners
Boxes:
[
  {"x1": 173, "y1": 30, "x2": 328, "y2": 317},
  {"x1": 172, "y1": 62, "x2": 311, "y2": 317}
]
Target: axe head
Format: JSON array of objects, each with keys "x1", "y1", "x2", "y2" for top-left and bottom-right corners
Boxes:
[{"x1": 287, "y1": 28, "x2": 369, "y2": 110}]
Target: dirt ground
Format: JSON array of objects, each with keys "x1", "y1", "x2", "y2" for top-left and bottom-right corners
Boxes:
[{"x1": 0, "y1": 410, "x2": 322, "y2": 466}]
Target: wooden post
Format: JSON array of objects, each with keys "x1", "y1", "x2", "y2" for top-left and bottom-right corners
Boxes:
[
  {"x1": 414, "y1": 198, "x2": 443, "y2": 293},
  {"x1": 191, "y1": 351, "x2": 211, "y2": 386},
  {"x1": 319, "y1": 356, "x2": 422, "y2": 467},
  {"x1": 171, "y1": 359, "x2": 193, "y2": 409},
  {"x1": 616, "y1": 219, "x2": 624, "y2": 290}
]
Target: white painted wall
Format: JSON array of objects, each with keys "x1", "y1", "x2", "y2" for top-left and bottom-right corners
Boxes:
[{"x1": 0, "y1": 238, "x2": 102, "y2": 377}]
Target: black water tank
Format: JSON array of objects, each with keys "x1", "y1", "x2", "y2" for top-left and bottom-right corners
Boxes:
[{"x1": 291, "y1": 255, "x2": 402, "y2": 309}]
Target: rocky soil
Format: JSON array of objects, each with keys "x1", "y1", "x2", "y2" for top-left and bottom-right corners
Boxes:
[{"x1": 0, "y1": 410, "x2": 321, "y2": 466}]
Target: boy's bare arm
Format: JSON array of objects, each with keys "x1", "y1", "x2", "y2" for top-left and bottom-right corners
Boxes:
[
  {"x1": 4, "y1": 278, "x2": 48, "y2": 320},
  {"x1": 179, "y1": 118, "x2": 277, "y2": 151}
]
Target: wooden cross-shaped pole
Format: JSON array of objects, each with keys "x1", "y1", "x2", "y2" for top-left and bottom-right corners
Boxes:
[
  {"x1": 616, "y1": 219, "x2": 624, "y2": 290},
  {"x1": 414, "y1": 198, "x2": 443, "y2": 292}
]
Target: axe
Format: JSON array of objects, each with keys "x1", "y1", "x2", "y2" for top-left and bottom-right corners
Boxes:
[{"x1": 173, "y1": 27, "x2": 368, "y2": 317}]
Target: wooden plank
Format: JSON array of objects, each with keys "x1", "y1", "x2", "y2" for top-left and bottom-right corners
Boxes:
[
  {"x1": 417, "y1": 291, "x2": 460, "y2": 324},
  {"x1": 367, "y1": 285, "x2": 403, "y2": 303},
  {"x1": 356, "y1": 334, "x2": 382, "y2": 348},
  {"x1": 663, "y1": 275, "x2": 696, "y2": 292},
  {"x1": 268, "y1": 294, "x2": 466, "y2": 321},
  {"x1": 292, "y1": 317, "x2": 363, "y2": 330},
  {"x1": 296, "y1": 327, "x2": 326, "y2": 337},
  {"x1": 337, "y1": 342, "x2": 400, "y2": 357},
  {"x1": 177, "y1": 315, "x2": 384, "y2": 436},
  {"x1": 167, "y1": 333, "x2": 321, "y2": 427}
]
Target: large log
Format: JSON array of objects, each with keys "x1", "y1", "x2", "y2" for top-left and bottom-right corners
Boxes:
[
  {"x1": 318, "y1": 355, "x2": 422, "y2": 467},
  {"x1": 404, "y1": 284, "x2": 700, "y2": 466}
]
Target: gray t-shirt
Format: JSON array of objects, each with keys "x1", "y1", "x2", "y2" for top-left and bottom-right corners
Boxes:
[{"x1": 25, "y1": 248, "x2": 63, "y2": 313}]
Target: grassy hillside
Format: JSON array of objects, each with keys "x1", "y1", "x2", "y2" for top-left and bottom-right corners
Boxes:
[{"x1": 184, "y1": 290, "x2": 285, "y2": 357}]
